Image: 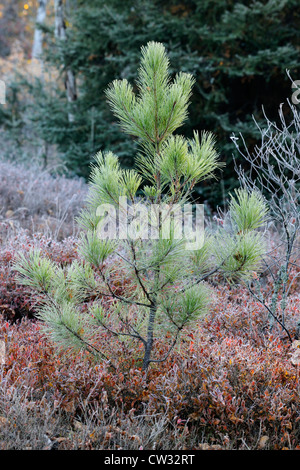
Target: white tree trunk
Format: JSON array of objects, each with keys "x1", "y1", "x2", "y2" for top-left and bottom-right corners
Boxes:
[
  {"x1": 32, "y1": 0, "x2": 48, "y2": 59},
  {"x1": 54, "y1": 0, "x2": 67, "y2": 40},
  {"x1": 54, "y1": 0, "x2": 77, "y2": 123},
  {"x1": 32, "y1": 0, "x2": 48, "y2": 165}
]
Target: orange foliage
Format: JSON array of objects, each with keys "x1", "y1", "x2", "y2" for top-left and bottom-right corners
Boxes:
[{"x1": 0, "y1": 279, "x2": 299, "y2": 449}]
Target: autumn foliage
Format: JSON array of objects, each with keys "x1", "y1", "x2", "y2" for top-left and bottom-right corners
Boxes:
[{"x1": 0, "y1": 244, "x2": 299, "y2": 449}]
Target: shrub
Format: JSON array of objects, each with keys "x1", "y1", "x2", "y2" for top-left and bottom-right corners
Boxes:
[
  {"x1": 232, "y1": 97, "x2": 300, "y2": 340},
  {"x1": 0, "y1": 160, "x2": 87, "y2": 240},
  {"x1": 0, "y1": 230, "x2": 79, "y2": 321},
  {"x1": 0, "y1": 284, "x2": 299, "y2": 449}
]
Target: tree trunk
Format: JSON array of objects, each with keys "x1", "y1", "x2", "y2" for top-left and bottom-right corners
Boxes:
[
  {"x1": 142, "y1": 303, "x2": 157, "y2": 370},
  {"x1": 32, "y1": 0, "x2": 48, "y2": 60},
  {"x1": 54, "y1": 0, "x2": 77, "y2": 123}
]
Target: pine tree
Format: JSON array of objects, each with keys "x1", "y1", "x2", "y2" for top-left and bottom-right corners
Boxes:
[{"x1": 15, "y1": 42, "x2": 268, "y2": 371}]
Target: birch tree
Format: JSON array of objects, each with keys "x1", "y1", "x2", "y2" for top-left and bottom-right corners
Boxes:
[
  {"x1": 32, "y1": 0, "x2": 48, "y2": 60},
  {"x1": 54, "y1": 0, "x2": 77, "y2": 122}
]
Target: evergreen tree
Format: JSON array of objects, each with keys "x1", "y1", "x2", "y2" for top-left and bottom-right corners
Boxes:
[
  {"x1": 15, "y1": 42, "x2": 267, "y2": 371},
  {"x1": 25, "y1": 0, "x2": 300, "y2": 207}
]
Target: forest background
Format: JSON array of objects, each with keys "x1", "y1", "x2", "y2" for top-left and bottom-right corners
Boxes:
[{"x1": 0, "y1": 0, "x2": 299, "y2": 209}]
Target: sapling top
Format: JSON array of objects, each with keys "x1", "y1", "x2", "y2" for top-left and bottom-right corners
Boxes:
[{"x1": 14, "y1": 42, "x2": 268, "y2": 371}]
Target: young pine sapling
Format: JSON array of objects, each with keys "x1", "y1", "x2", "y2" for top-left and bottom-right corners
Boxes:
[{"x1": 15, "y1": 42, "x2": 267, "y2": 371}]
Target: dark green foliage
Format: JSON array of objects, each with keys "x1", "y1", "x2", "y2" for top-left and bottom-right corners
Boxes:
[
  {"x1": 27, "y1": 0, "x2": 300, "y2": 206},
  {"x1": 0, "y1": 82, "x2": 24, "y2": 143}
]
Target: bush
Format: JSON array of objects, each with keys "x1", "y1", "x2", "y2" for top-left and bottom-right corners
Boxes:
[
  {"x1": 0, "y1": 283, "x2": 299, "y2": 449},
  {"x1": 232, "y1": 98, "x2": 300, "y2": 339},
  {"x1": 0, "y1": 160, "x2": 87, "y2": 240},
  {"x1": 0, "y1": 230, "x2": 79, "y2": 321}
]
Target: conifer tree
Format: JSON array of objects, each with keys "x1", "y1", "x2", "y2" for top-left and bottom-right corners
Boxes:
[
  {"x1": 24, "y1": 0, "x2": 300, "y2": 206},
  {"x1": 15, "y1": 42, "x2": 268, "y2": 371}
]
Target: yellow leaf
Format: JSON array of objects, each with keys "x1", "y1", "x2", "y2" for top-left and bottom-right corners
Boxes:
[
  {"x1": 0, "y1": 416, "x2": 9, "y2": 427},
  {"x1": 257, "y1": 435, "x2": 269, "y2": 449}
]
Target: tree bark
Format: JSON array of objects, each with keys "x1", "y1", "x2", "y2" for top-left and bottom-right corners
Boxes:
[
  {"x1": 32, "y1": 0, "x2": 48, "y2": 60},
  {"x1": 54, "y1": 0, "x2": 77, "y2": 123},
  {"x1": 142, "y1": 303, "x2": 157, "y2": 370}
]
